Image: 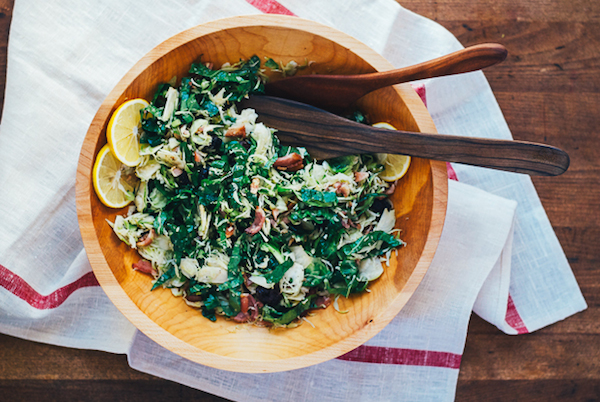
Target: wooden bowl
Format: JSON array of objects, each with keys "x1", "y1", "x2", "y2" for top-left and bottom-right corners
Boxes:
[{"x1": 76, "y1": 15, "x2": 447, "y2": 373}]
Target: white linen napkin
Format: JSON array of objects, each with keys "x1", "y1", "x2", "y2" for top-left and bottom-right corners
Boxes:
[
  {"x1": 126, "y1": 179, "x2": 517, "y2": 402},
  {"x1": 0, "y1": 0, "x2": 586, "y2": 400}
]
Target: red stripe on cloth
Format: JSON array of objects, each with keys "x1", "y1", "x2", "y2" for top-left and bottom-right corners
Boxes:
[
  {"x1": 337, "y1": 345, "x2": 462, "y2": 369},
  {"x1": 505, "y1": 293, "x2": 529, "y2": 334},
  {"x1": 245, "y1": 0, "x2": 295, "y2": 15},
  {"x1": 0, "y1": 264, "x2": 99, "y2": 310},
  {"x1": 446, "y1": 162, "x2": 458, "y2": 181},
  {"x1": 411, "y1": 83, "x2": 427, "y2": 108}
]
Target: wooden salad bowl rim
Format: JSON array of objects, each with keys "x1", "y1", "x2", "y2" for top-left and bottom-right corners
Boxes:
[{"x1": 76, "y1": 14, "x2": 448, "y2": 373}]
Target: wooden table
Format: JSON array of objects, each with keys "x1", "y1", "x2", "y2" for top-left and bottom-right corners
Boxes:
[{"x1": 1, "y1": 0, "x2": 599, "y2": 400}]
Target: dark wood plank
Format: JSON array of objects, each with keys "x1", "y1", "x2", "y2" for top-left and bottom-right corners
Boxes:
[
  {"x1": 459, "y1": 331, "x2": 600, "y2": 380},
  {"x1": 0, "y1": 334, "x2": 148, "y2": 380},
  {"x1": 399, "y1": 0, "x2": 600, "y2": 22},
  {"x1": 0, "y1": 380, "x2": 228, "y2": 402},
  {"x1": 0, "y1": 334, "x2": 227, "y2": 401},
  {"x1": 0, "y1": 0, "x2": 598, "y2": 400},
  {"x1": 554, "y1": 226, "x2": 600, "y2": 267},
  {"x1": 456, "y1": 380, "x2": 600, "y2": 401},
  {"x1": 533, "y1": 174, "x2": 600, "y2": 227},
  {"x1": 495, "y1": 93, "x2": 600, "y2": 175}
]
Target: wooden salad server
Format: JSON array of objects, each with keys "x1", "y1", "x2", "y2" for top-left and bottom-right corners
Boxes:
[
  {"x1": 265, "y1": 43, "x2": 508, "y2": 112},
  {"x1": 239, "y1": 96, "x2": 570, "y2": 176}
]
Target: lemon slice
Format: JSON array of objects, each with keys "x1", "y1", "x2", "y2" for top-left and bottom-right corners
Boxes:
[
  {"x1": 372, "y1": 122, "x2": 411, "y2": 182},
  {"x1": 107, "y1": 98, "x2": 149, "y2": 167},
  {"x1": 93, "y1": 144, "x2": 137, "y2": 208}
]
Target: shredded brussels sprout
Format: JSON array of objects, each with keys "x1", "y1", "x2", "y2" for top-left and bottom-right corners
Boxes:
[{"x1": 111, "y1": 56, "x2": 405, "y2": 326}]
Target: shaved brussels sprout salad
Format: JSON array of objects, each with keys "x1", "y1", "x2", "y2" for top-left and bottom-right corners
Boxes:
[{"x1": 111, "y1": 56, "x2": 405, "y2": 327}]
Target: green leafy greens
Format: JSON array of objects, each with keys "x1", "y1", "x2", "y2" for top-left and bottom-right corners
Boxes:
[{"x1": 110, "y1": 56, "x2": 405, "y2": 328}]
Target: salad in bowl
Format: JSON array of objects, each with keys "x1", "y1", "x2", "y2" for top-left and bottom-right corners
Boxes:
[{"x1": 102, "y1": 56, "x2": 404, "y2": 327}]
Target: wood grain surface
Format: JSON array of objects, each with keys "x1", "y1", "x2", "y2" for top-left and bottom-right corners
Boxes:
[{"x1": 1, "y1": 0, "x2": 599, "y2": 400}]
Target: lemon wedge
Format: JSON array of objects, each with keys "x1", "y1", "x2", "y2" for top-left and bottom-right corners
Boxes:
[
  {"x1": 93, "y1": 144, "x2": 137, "y2": 208},
  {"x1": 107, "y1": 98, "x2": 149, "y2": 167},
  {"x1": 372, "y1": 122, "x2": 411, "y2": 182}
]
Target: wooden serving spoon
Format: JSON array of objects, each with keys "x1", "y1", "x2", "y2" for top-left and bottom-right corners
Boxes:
[
  {"x1": 266, "y1": 43, "x2": 508, "y2": 113},
  {"x1": 239, "y1": 96, "x2": 569, "y2": 176}
]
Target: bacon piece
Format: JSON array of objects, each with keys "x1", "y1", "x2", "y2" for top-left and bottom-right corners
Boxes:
[
  {"x1": 225, "y1": 224, "x2": 235, "y2": 238},
  {"x1": 341, "y1": 218, "x2": 359, "y2": 229},
  {"x1": 333, "y1": 181, "x2": 350, "y2": 197},
  {"x1": 247, "y1": 294, "x2": 263, "y2": 322},
  {"x1": 354, "y1": 171, "x2": 369, "y2": 182},
  {"x1": 250, "y1": 177, "x2": 260, "y2": 194},
  {"x1": 136, "y1": 228, "x2": 155, "y2": 248},
  {"x1": 273, "y1": 153, "x2": 304, "y2": 171},
  {"x1": 272, "y1": 208, "x2": 280, "y2": 220},
  {"x1": 171, "y1": 167, "x2": 184, "y2": 177},
  {"x1": 286, "y1": 160, "x2": 304, "y2": 172},
  {"x1": 225, "y1": 125, "x2": 246, "y2": 139},
  {"x1": 384, "y1": 180, "x2": 397, "y2": 195},
  {"x1": 245, "y1": 206, "x2": 266, "y2": 235},
  {"x1": 233, "y1": 294, "x2": 264, "y2": 323},
  {"x1": 132, "y1": 259, "x2": 157, "y2": 277},
  {"x1": 185, "y1": 294, "x2": 203, "y2": 302},
  {"x1": 233, "y1": 312, "x2": 249, "y2": 322},
  {"x1": 194, "y1": 150, "x2": 203, "y2": 163},
  {"x1": 315, "y1": 295, "x2": 331, "y2": 308},
  {"x1": 233, "y1": 294, "x2": 251, "y2": 322}
]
